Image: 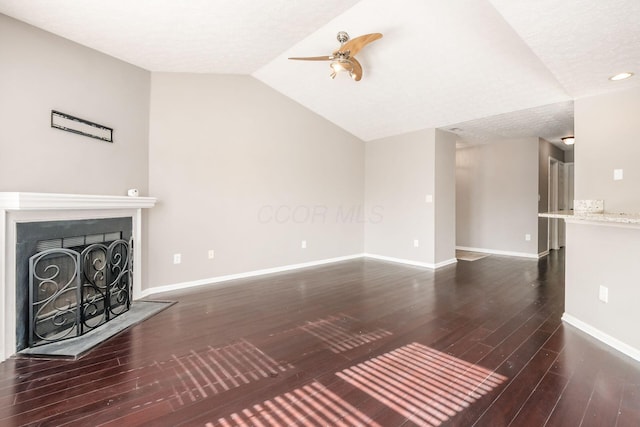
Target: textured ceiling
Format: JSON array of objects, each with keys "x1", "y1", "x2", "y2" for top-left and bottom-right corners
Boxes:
[
  {"x1": 489, "y1": 0, "x2": 640, "y2": 99},
  {"x1": 447, "y1": 101, "x2": 575, "y2": 150},
  {"x1": 1, "y1": 0, "x2": 639, "y2": 145},
  {"x1": 254, "y1": 0, "x2": 571, "y2": 142},
  {"x1": 0, "y1": 0, "x2": 361, "y2": 73}
]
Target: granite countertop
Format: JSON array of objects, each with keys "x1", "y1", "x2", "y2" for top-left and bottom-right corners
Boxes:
[{"x1": 539, "y1": 210, "x2": 640, "y2": 224}]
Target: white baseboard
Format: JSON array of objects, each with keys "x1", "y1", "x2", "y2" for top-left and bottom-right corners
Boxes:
[
  {"x1": 538, "y1": 250, "x2": 550, "y2": 258},
  {"x1": 434, "y1": 258, "x2": 458, "y2": 269},
  {"x1": 140, "y1": 252, "x2": 459, "y2": 298},
  {"x1": 456, "y1": 246, "x2": 539, "y2": 259},
  {"x1": 139, "y1": 253, "x2": 364, "y2": 298},
  {"x1": 562, "y1": 313, "x2": 640, "y2": 362},
  {"x1": 364, "y1": 253, "x2": 457, "y2": 270}
]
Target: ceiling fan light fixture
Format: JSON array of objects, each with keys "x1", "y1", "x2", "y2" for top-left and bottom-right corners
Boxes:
[
  {"x1": 330, "y1": 60, "x2": 350, "y2": 72},
  {"x1": 330, "y1": 59, "x2": 354, "y2": 78},
  {"x1": 609, "y1": 72, "x2": 634, "y2": 81},
  {"x1": 289, "y1": 32, "x2": 382, "y2": 82},
  {"x1": 562, "y1": 136, "x2": 575, "y2": 145}
]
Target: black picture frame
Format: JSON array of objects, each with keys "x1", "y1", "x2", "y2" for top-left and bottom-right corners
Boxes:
[{"x1": 51, "y1": 110, "x2": 113, "y2": 142}]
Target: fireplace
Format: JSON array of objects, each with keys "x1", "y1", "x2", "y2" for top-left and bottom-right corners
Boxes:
[
  {"x1": 0, "y1": 192, "x2": 157, "y2": 361},
  {"x1": 17, "y1": 218, "x2": 132, "y2": 350}
]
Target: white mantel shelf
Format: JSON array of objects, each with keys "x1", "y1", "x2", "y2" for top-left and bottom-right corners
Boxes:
[{"x1": 0, "y1": 192, "x2": 157, "y2": 210}]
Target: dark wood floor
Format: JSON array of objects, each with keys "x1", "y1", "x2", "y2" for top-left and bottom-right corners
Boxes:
[{"x1": 2, "y1": 250, "x2": 640, "y2": 426}]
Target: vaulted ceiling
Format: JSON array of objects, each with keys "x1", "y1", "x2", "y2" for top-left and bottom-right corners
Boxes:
[{"x1": 2, "y1": 0, "x2": 639, "y2": 147}]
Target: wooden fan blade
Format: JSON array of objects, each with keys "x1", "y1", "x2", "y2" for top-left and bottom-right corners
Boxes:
[
  {"x1": 288, "y1": 56, "x2": 333, "y2": 61},
  {"x1": 342, "y1": 33, "x2": 382, "y2": 57},
  {"x1": 350, "y1": 57, "x2": 363, "y2": 81}
]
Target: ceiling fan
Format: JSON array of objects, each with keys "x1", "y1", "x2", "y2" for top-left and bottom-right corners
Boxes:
[{"x1": 289, "y1": 31, "x2": 383, "y2": 81}]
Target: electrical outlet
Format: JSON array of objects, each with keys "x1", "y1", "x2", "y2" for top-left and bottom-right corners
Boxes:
[
  {"x1": 301, "y1": 240, "x2": 307, "y2": 249},
  {"x1": 208, "y1": 249, "x2": 215, "y2": 259},
  {"x1": 599, "y1": 285, "x2": 609, "y2": 303},
  {"x1": 173, "y1": 253, "x2": 181, "y2": 264},
  {"x1": 425, "y1": 194, "x2": 433, "y2": 203},
  {"x1": 525, "y1": 234, "x2": 531, "y2": 241},
  {"x1": 414, "y1": 239, "x2": 420, "y2": 248}
]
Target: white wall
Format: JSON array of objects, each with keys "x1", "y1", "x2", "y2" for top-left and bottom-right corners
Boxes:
[
  {"x1": 147, "y1": 73, "x2": 365, "y2": 289},
  {"x1": 0, "y1": 14, "x2": 150, "y2": 195},
  {"x1": 456, "y1": 138, "x2": 539, "y2": 257},
  {"x1": 364, "y1": 129, "x2": 456, "y2": 267}
]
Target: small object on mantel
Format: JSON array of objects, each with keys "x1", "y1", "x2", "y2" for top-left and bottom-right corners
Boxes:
[
  {"x1": 573, "y1": 199, "x2": 604, "y2": 213},
  {"x1": 127, "y1": 188, "x2": 139, "y2": 197}
]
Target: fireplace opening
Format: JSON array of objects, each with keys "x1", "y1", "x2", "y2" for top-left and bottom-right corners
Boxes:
[
  {"x1": 29, "y1": 237, "x2": 131, "y2": 347},
  {"x1": 16, "y1": 218, "x2": 133, "y2": 351}
]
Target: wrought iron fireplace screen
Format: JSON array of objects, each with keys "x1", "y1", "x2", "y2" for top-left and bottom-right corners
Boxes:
[{"x1": 29, "y1": 237, "x2": 132, "y2": 347}]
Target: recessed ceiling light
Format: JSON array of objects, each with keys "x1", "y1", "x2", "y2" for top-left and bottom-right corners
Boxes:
[
  {"x1": 609, "y1": 72, "x2": 634, "y2": 81},
  {"x1": 449, "y1": 127, "x2": 462, "y2": 132},
  {"x1": 562, "y1": 136, "x2": 575, "y2": 145}
]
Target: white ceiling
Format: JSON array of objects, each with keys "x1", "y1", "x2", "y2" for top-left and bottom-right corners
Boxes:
[{"x1": 2, "y1": 0, "x2": 639, "y2": 147}]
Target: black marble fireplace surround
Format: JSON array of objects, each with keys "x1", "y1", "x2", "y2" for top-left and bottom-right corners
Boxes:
[{"x1": 15, "y1": 217, "x2": 132, "y2": 351}]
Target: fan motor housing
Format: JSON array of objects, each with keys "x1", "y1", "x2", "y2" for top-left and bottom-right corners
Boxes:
[{"x1": 336, "y1": 31, "x2": 350, "y2": 44}]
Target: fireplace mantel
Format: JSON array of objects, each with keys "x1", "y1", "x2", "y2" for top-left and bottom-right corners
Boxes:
[
  {"x1": 0, "y1": 192, "x2": 156, "y2": 210},
  {"x1": 1, "y1": 192, "x2": 157, "y2": 362}
]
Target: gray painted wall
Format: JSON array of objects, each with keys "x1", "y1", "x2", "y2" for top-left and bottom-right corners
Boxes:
[
  {"x1": 364, "y1": 129, "x2": 436, "y2": 263},
  {"x1": 456, "y1": 138, "x2": 539, "y2": 256},
  {"x1": 147, "y1": 73, "x2": 365, "y2": 289},
  {"x1": 364, "y1": 129, "x2": 456, "y2": 265},
  {"x1": 538, "y1": 138, "x2": 566, "y2": 254},
  {"x1": 564, "y1": 150, "x2": 575, "y2": 163},
  {"x1": 3, "y1": 10, "x2": 549, "y2": 297},
  {"x1": 0, "y1": 14, "x2": 150, "y2": 195},
  {"x1": 565, "y1": 222, "x2": 640, "y2": 353},
  {"x1": 565, "y1": 86, "x2": 640, "y2": 357},
  {"x1": 434, "y1": 130, "x2": 457, "y2": 264},
  {"x1": 575, "y1": 87, "x2": 640, "y2": 213}
]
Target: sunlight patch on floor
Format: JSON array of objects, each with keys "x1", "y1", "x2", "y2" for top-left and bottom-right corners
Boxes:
[
  {"x1": 337, "y1": 342, "x2": 507, "y2": 426},
  {"x1": 164, "y1": 339, "x2": 293, "y2": 408},
  {"x1": 209, "y1": 381, "x2": 380, "y2": 427},
  {"x1": 300, "y1": 313, "x2": 392, "y2": 353}
]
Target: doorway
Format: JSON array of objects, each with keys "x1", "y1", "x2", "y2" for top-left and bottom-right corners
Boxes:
[{"x1": 548, "y1": 158, "x2": 573, "y2": 250}]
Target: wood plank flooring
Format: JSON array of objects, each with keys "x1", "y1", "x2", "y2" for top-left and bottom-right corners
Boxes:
[{"x1": 2, "y1": 250, "x2": 640, "y2": 426}]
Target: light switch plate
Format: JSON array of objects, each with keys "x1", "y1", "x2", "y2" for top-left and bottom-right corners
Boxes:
[
  {"x1": 599, "y1": 285, "x2": 609, "y2": 303},
  {"x1": 614, "y1": 169, "x2": 623, "y2": 180}
]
